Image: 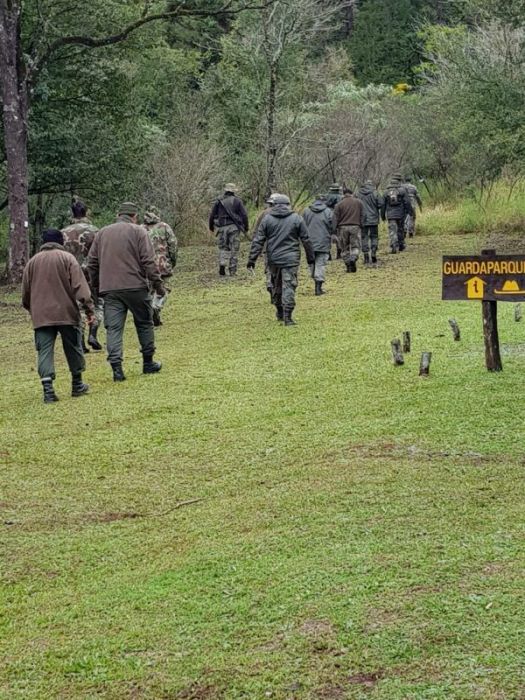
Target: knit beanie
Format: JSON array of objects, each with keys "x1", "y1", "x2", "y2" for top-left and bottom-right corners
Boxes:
[{"x1": 42, "y1": 229, "x2": 64, "y2": 245}]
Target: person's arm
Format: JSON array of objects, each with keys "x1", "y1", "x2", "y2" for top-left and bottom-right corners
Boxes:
[
  {"x1": 381, "y1": 193, "x2": 387, "y2": 221},
  {"x1": 247, "y1": 219, "x2": 268, "y2": 267},
  {"x1": 86, "y1": 233, "x2": 100, "y2": 292},
  {"x1": 415, "y1": 190, "x2": 423, "y2": 211},
  {"x1": 208, "y1": 201, "x2": 219, "y2": 232},
  {"x1": 359, "y1": 200, "x2": 365, "y2": 228},
  {"x1": 137, "y1": 228, "x2": 165, "y2": 294},
  {"x1": 298, "y1": 218, "x2": 315, "y2": 265},
  {"x1": 404, "y1": 192, "x2": 414, "y2": 217},
  {"x1": 238, "y1": 200, "x2": 249, "y2": 232},
  {"x1": 69, "y1": 257, "x2": 95, "y2": 319},
  {"x1": 166, "y1": 225, "x2": 178, "y2": 268},
  {"x1": 21, "y1": 264, "x2": 31, "y2": 311}
]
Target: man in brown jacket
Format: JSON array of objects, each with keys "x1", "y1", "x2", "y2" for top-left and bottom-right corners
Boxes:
[
  {"x1": 332, "y1": 187, "x2": 364, "y2": 273},
  {"x1": 87, "y1": 202, "x2": 166, "y2": 382},
  {"x1": 22, "y1": 229, "x2": 94, "y2": 403}
]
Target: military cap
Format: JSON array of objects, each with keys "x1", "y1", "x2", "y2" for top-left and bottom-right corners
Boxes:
[
  {"x1": 272, "y1": 194, "x2": 291, "y2": 205},
  {"x1": 144, "y1": 207, "x2": 161, "y2": 224},
  {"x1": 224, "y1": 183, "x2": 238, "y2": 193},
  {"x1": 118, "y1": 201, "x2": 139, "y2": 216},
  {"x1": 329, "y1": 183, "x2": 342, "y2": 192},
  {"x1": 266, "y1": 193, "x2": 278, "y2": 205}
]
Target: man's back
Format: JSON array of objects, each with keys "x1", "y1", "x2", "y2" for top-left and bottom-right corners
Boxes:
[
  {"x1": 62, "y1": 218, "x2": 98, "y2": 267},
  {"x1": 333, "y1": 194, "x2": 363, "y2": 227}
]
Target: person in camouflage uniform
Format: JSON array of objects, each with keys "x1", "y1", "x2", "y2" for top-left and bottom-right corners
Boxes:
[
  {"x1": 61, "y1": 198, "x2": 103, "y2": 351},
  {"x1": 208, "y1": 184, "x2": 249, "y2": 277},
  {"x1": 381, "y1": 174, "x2": 414, "y2": 254},
  {"x1": 143, "y1": 208, "x2": 178, "y2": 327},
  {"x1": 251, "y1": 194, "x2": 277, "y2": 296},
  {"x1": 403, "y1": 177, "x2": 423, "y2": 238},
  {"x1": 325, "y1": 183, "x2": 343, "y2": 259},
  {"x1": 357, "y1": 180, "x2": 383, "y2": 265}
]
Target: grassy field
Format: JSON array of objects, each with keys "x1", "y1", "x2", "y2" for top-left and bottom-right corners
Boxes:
[{"x1": 1, "y1": 222, "x2": 524, "y2": 699}]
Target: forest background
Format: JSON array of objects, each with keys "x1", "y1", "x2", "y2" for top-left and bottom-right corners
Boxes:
[{"x1": 0, "y1": 0, "x2": 524, "y2": 278}]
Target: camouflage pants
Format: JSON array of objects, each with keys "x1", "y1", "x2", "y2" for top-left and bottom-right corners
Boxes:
[
  {"x1": 331, "y1": 233, "x2": 341, "y2": 256},
  {"x1": 80, "y1": 295, "x2": 104, "y2": 336},
  {"x1": 265, "y1": 253, "x2": 273, "y2": 291},
  {"x1": 361, "y1": 225, "x2": 379, "y2": 255},
  {"x1": 217, "y1": 225, "x2": 240, "y2": 274},
  {"x1": 388, "y1": 219, "x2": 405, "y2": 252},
  {"x1": 338, "y1": 225, "x2": 361, "y2": 264},
  {"x1": 269, "y1": 265, "x2": 298, "y2": 311},
  {"x1": 309, "y1": 252, "x2": 330, "y2": 282},
  {"x1": 34, "y1": 325, "x2": 85, "y2": 380},
  {"x1": 405, "y1": 213, "x2": 416, "y2": 236}
]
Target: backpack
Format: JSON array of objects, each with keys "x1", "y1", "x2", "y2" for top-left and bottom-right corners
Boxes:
[{"x1": 387, "y1": 188, "x2": 399, "y2": 206}]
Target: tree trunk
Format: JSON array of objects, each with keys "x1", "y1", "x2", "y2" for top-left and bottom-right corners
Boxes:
[
  {"x1": 265, "y1": 60, "x2": 278, "y2": 199},
  {"x1": 0, "y1": 0, "x2": 30, "y2": 282}
]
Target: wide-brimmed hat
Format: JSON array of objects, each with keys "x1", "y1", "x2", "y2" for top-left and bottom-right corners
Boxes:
[{"x1": 224, "y1": 183, "x2": 238, "y2": 193}]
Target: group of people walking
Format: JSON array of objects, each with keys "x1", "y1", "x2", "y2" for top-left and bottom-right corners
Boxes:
[
  {"x1": 210, "y1": 174, "x2": 422, "y2": 326},
  {"x1": 20, "y1": 173, "x2": 422, "y2": 402}
]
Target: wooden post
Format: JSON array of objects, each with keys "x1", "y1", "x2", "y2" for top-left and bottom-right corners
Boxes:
[
  {"x1": 419, "y1": 352, "x2": 432, "y2": 376},
  {"x1": 391, "y1": 339, "x2": 404, "y2": 366},
  {"x1": 515, "y1": 304, "x2": 522, "y2": 322},
  {"x1": 448, "y1": 318, "x2": 461, "y2": 341},
  {"x1": 481, "y1": 249, "x2": 503, "y2": 372},
  {"x1": 402, "y1": 331, "x2": 411, "y2": 353}
]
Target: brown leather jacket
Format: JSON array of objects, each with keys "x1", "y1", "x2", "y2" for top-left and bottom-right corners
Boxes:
[{"x1": 333, "y1": 194, "x2": 364, "y2": 229}]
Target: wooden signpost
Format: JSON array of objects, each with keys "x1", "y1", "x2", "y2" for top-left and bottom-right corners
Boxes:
[{"x1": 442, "y1": 249, "x2": 525, "y2": 372}]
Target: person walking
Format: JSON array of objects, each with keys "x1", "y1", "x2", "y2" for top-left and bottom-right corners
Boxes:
[
  {"x1": 381, "y1": 174, "x2": 413, "y2": 254},
  {"x1": 325, "y1": 183, "x2": 343, "y2": 259},
  {"x1": 403, "y1": 177, "x2": 423, "y2": 238},
  {"x1": 303, "y1": 195, "x2": 333, "y2": 295},
  {"x1": 332, "y1": 187, "x2": 364, "y2": 273},
  {"x1": 87, "y1": 202, "x2": 166, "y2": 382},
  {"x1": 208, "y1": 184, "x2": 249, "y2": 277},
  {"x1": 22, "y1": 229, "x2": 94, "y2": 403},
  {"x1": 357, "y1": 180, "x2": 383, "y2": 265},
  {"x1": 247, "y1": 194, "x2": 314, "y2": 326},
  {"x1": 251, "y1": 194, "x2": 277, "y2": 296},
  {"x1": 143, "y1": 207, "x2": 178, "y2": 326}
]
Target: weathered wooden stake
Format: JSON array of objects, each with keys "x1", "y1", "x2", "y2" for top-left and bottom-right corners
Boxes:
[
  {"x1": 515, "y1": 304, "x2": 522, "y2": 322},
  {"x1": 419, "y1": 352, "x2": 432, "y2": 376},
  {"x1": 402, "y1": 331, "x2": 411, "y2": 353},
  {"x1": 448, "y1": 318, "x2": 461, "y2": 341},
  {"x1": 481, "y1": 249, "x2": 503, "y2": 372},
  {"x1": 391, "y1": 339, "x2": 404, "y2": 366}
]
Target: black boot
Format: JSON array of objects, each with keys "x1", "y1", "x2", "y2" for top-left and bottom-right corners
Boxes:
[
  {"x1": 143, "y1": 355, "x2": 162, "y2": 374},
  {"x1": 219, "y1": 265, "x2": 226, "y2": 276},
  {"x1": 88, "y1": 322, "x2": 102, "y2": 351},
  {"x1": 42, "y1": 378, "x2": 59, "y2": 404},
  {"x1": 82, "y1": 334, "x2": 90, "y2": 354},
  {"x1": 363, "y1": 253, "x2": 370, "y2": 265},
  {"x1": 336, "y1": 249, "x2": 342, "y2": 260},
  {"x1": 371, "y1": 254, "x2": 377, "y2": 265},
  {"x1": 390, "y1": 247, "x2": 398, "y2": 254},
  {"x1": 71, "y1": 373, "x2": 89, "y2": 397},
  {"x1": 283, "y1": 309, "x2": 296, "y2": 326},
  {"x1": 315, "y1": 280, "x2": 325, "y2": 296},
  {"x1": 111, "y1": 363, "x2": 126, "y2": 382},
  {"x1": 349, "y1": 260, "x2": 357, "y2": 273},
  {"x1": 275, "y1": 305, "x2": 284, "y2": 322}
]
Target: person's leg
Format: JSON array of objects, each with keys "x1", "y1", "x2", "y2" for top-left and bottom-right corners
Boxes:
[
  {"x1": 264, "y1": 254, "x2": 273, "y2": 295},
  {"x1": 339, "y1": 227, "x2": 352, "y2": 270},
  {"x1": 35, "y1": 327, "x2": 59, "y2": 402},
  {"x1": 314, "y1": 253, "x2": 329, "y2": 294},
  {"x1": 370, "y1": 225, "x2": 379, "y2": 263},
  {"x1": 59, "y1": 326, "x2": 89, "y2": 396},
  {"x1": 104, "y1": 292, "x2": 128, "y2": 378},
  {"x1": 229, "y1": 230, "x2": 240, "y2": 276},
  {"x1": 388, "y1": 219, "x2": 399, "y2": 253},
  {"x1": 126, "y1": 289, "x2": 160, "y2": 373},
  {"x1": 282, "y1": 266, "x2": 298, "y2": 325},
  {"x1": 88, "y1": 293, "x2": 104, "y2": 350},
  {"x1": 217, "y1": 228, "x2": 228, "y2": 275},
  {"x1": 397, "y1": 219, "x2": 406, "y2": 251},
  {"x1": 270, "y1": 265, "x2": 284, "y2": 320},
  {"x1": 362, "y1": 226, "x2": 371, "y2": 264}
]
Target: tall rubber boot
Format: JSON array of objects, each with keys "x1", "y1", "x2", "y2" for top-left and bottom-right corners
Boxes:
[
  {"x1": 349, "y1": 260, "x2": 357, "y2": 273},
  {"x1": 71, "y1": 373, "x2": 89, "y2": 397},
  {"x1": 371, "y1": 253, "x2": 378, "y2": 265},
  {"x1": 275, "y1": 305, "x2": 284, "y2": 321},
  {"x1": 363, "y1": 253, "x2": 370, "y2": 265},
  {"x1": 111, "y1": 363, "x2": 126, "y2": 382},
  {"x1": 219, "y1": 265, "x2": 226, "y2": 276},
  {"x1": 143, "y1": 355, "x2": 162, "y2": 374},
  {"x1": 283, "y1": 309, "x2": 296, "y2": 326},
  {"x1": 88, "y1": 322, "x2": 103, "y2": 351},
  {"x1": 42, "y1": 378, "x2": 59, "y2": 404},
  {"x1": 315, "y1": 281, "x2": 325, "y2": 296}
]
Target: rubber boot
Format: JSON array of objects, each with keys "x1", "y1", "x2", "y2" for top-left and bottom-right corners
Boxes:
[
  {"x1": 371, "y1": 254, "x2": 378, "y2": 265},
  {"x1": 71, "y1": 373, "x2": 89, "y2": 397},
  {"x1": 275, "y1": 305, "x2": 284, "y2": 322},
  {"x1": 42, "y1": 378, "x2": 59, "y2": 404},
  {"x1": 283, "y1": 309, "x2": 296, "y2": 326},
  {"x1": 349, "y1": 260, "x2": 357, "y2": 273},
  {"x1": 111, "y1": 363, "x2": 126, "y2": 382},
  {"x1": 143, "y1": 355, "x2": 162, "y2": 374},
  {"x1": 219, "y1": 265, "x2": 226, "y2": 276},
  {"x1": 315, "y1": 281, "x2": 325, "y2": 296},
  {"x1": 88, "y1": 322, "x2": 103, "y2": 351},
  {"x1": 345, "y1": 261, "x2": 352, "y2": 273},
  {"x1": 336, "y1": 249, "x2": 342, "y2": 260},
  {"x1": 363, "y1": 253, "x2": 370, "y2": 265}
]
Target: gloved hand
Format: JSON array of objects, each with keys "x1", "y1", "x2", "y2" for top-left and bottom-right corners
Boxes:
[
  {"x1": 155, "y1": 284, "x2": 167, "y2": 298},
  {"x1": 247, "y1": 262, "x2": 255, "y2": 270}
]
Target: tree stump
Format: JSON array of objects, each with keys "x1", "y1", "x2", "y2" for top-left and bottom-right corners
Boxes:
[
  {"x1": 419, "y1": 352, "x2": 432, "y2": 376},
  {"x1": 391, "y1": 339, "x2": 404, "y2": 366},
  {"x1": 448, "y1": 318, "x2": 461, "y2": 341},
  {"x1": 402, "y1": 331, "x2": 411, "y2": 353},
  {"x1": 515, "y1": 304, "x2": 522, "y2": 322},
  {"x1": 482, "y1": 301, "x2": 503, "y2": 372}
]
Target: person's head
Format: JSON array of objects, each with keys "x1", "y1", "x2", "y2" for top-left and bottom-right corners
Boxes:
[
  {"x1": 364, "y1": 179, "x2": 373, "y2": 187},
  {"x1": 71, "y1": 197, "x2": 87, "y2": 219},
  {"x1": 143, "y1": 207, "x2": 161, "y2": 225},
  {"x1": 265, "y1": 193, "x2": 277, "y2": 206},
  {"x1": 405, "y1": 176, "x2": 412, "y2": 183},
  {"x1": 42, "y1": 228, "x2": 64, "y2": 246},
  {"x1": 224, "y1": 183, "x2": 237, "y2": 195},
  {"x1": 316, "y1": 194, "x2": 327, "y2": 202},
  {"x1": 343, "y1": 187, "x2": 353, "y2": 195},
  {"x1": 272, "y1": 194, "x2": 291, "y2": 206},
  {"x1": 329, "y1": 183, "x2": 341, "y2": 192},
  {"x1": 118, "y1": 201, "x2": 139, "y2": 222}
]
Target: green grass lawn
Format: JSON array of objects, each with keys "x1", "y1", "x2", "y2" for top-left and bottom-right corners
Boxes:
[{"x1": 1, "y1": 225, "x2": 524, "y2": 699}]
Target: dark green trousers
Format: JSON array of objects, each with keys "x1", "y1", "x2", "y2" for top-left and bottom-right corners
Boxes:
[
  {"x1": 103, "y1": 289, "x2": 155, "y2": 364},
  {"x1": 34, "y1": 326, "x2": 85, "y2": 380}
]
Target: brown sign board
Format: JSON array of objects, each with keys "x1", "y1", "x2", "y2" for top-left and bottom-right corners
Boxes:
[{"x1": 442, "y1": 255, "x2": 525, "y2": 302}]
